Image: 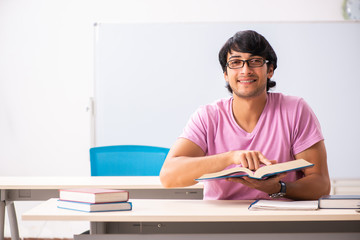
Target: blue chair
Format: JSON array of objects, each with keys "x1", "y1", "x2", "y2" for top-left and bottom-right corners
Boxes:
[{"x1": 90, "y1": 145, "x2": 170, "y2": 176}]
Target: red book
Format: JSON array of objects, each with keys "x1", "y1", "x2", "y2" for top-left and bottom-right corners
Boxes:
[{"x1": 59, "y1": 188, "x2": 129, "y2": 203}]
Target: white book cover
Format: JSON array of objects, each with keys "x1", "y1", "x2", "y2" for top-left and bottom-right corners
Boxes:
[{"x1": 248, "y1": 200, "x2": 319, "y2": 211}]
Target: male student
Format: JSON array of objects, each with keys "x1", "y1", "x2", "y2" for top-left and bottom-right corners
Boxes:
[{"x1": 160, "y1": 30, "x2": 330, "y2": 200}]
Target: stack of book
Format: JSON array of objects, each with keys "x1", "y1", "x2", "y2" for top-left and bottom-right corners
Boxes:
[
  {"x1": 318, "y1": 195, "x2": 360, "y2": 210},
  {"x1": 57, "y1": 188, "x2": 132, "y2": 212}
]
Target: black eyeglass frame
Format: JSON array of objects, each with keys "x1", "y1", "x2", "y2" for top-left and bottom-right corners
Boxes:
[{"x1": 226, "y1": 58, "x2": 269, "y2": 69}]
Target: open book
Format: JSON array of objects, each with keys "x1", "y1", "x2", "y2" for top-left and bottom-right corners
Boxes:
[{"x1": 196, "y1": 159, "x2": 313, "y2": 181}]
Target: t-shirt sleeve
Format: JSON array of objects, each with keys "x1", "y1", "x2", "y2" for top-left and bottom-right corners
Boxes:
[
  {"x1": 179, "y1": 106, "x2": 211, "y2": 153},
  {"x1": 291, "y1": 98, "x2": 324, "y2": 155}
]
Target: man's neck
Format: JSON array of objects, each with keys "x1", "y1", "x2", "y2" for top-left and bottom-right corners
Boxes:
[{"x1": 232, "y1": 92, "x2": 268, "y2": 133}]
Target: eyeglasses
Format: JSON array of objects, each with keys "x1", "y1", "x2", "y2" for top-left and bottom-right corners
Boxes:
[{"x1": 226, "y1": 58, "x2": 269, "y2": 69}]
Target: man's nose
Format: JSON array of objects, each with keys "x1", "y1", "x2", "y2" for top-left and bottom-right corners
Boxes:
[{"x1": 239, "y1": 62, "x2": 253, "y2": 74}]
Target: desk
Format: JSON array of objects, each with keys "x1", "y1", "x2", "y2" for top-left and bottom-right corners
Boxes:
[
  {"x1": 0, "y1": 176, "x2": 203, "y2": 240},
  {"x1": 22, "y1": 199, "x2": 360, "y2": 240}
]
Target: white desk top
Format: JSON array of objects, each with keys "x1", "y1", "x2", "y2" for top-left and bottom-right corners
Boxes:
[
  {"x1": 0, "y1": 176, "x2": 202, "y2": 190},
  {"x1": 22, "y1": 198, "x2": 360, "y2": 222}
]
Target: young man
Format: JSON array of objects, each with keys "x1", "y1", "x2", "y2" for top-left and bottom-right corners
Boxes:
[{"x1": 160, "y1": 30, "x2": 330, "y2": 200}]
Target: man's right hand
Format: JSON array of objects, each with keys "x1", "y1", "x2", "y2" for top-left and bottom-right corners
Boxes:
[{"x1": 231, "y1": 150, "x2": 276, "y2": 170}]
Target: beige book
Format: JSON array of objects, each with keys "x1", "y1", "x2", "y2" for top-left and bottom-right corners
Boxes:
[{"x1": 196, "y1": 159, "x2": 313, "y2": 181}]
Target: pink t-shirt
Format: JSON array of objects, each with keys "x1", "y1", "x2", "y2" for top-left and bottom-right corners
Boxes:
[{"x1": 180, "y1": 93, "x2": 324, "y2": 200}]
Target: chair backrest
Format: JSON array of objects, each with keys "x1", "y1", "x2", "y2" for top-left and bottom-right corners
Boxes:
[{"x1": 90, "y1": 145, "x2": 170, "y2": 176}]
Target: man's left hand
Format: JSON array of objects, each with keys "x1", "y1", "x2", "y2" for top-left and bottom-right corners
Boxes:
[{"x1": 226, "y1": 173, "x2": 287, "y2": 194}]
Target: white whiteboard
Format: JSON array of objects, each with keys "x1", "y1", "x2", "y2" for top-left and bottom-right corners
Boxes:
[{"x1": 94, "y1": 22, "x2": 360, "y2": 179}]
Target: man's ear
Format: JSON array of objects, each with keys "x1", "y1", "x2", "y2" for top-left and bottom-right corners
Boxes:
[
  {"x1": 224, "y1": 71, "x2": 229, "y2": 83},
  {"x1": 267, "y1": 64, "x2": 274, "y2": 79}
]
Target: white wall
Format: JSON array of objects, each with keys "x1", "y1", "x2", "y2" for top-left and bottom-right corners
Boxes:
[
  {"x1": 0, "y1": 0, "x2": 345, "y2": 177},
  {"x1": 0, "y1": 0, "x2": 346, "y2": 238}
]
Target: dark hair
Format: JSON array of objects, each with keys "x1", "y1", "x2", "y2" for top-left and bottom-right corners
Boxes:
[{"x1": 218, "y1": 30, "x2": 277, "y2": 93}]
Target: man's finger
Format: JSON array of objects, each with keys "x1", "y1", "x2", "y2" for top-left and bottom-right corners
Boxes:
[{"x1": 259, "y1": 156, "x2": 275, "y2": 166}]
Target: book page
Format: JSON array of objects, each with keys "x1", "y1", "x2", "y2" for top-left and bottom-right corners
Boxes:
[
  {"x1": 197, "y1": 166, "x2": 254, "y2": 180},
  {"x1": 253, "y1": 159, "x2": 312, "y2": 179}
]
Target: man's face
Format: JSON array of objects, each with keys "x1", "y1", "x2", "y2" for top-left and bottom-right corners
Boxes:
[{"x1": 224, "y1": 51, "x2": 274, "y2": 99}]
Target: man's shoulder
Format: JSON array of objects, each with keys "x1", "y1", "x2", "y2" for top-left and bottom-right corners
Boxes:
[
  {"x1": 191, "y1": 97, "x2": 232, "y2": 125},
  {"x1": 198, "y1": 97, "x2": 232, "y2": 114},
  {"x1": 269, "y1": 92, "x2": 304, "y2": 107}
]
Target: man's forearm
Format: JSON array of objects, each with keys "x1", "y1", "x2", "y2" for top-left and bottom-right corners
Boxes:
[
  {"x1": 285, "y1": 174, "x2": 331, "y2": 200},
  {"x1": 160, "y1": 152, "x2": 233, "y2": 188}
]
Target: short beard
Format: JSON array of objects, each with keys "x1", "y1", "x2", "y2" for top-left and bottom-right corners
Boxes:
[{"x1": 231, "y1": 82, "x2": 267, "y2": 99}]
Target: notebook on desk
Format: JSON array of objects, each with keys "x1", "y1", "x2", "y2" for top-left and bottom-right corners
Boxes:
[{"x1": 248, "y1": 200, "x2": 319, "y2": 211}]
